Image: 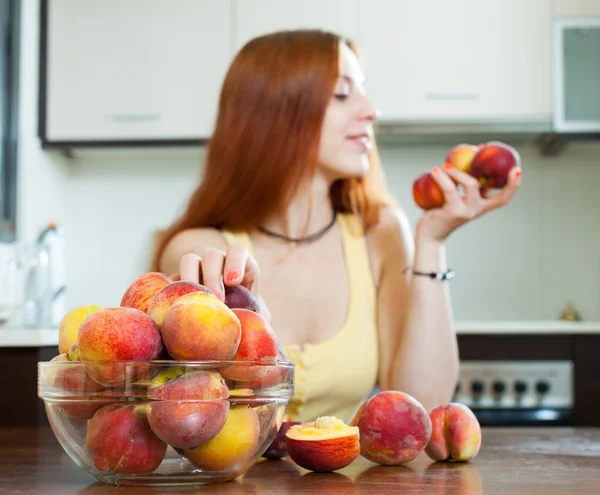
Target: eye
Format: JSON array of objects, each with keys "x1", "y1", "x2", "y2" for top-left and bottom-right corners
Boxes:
[{"x1": 333, "y1": 93, "x2": 349, "y2": 101}]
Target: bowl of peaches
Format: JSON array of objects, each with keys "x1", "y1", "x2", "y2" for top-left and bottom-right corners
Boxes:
[{"x1": 38, "y1": 272, "x2": 294, "y2": 486}]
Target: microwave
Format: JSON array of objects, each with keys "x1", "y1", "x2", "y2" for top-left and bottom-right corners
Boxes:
[{"x1": 552, "y1": 18, "x2": 600, "y2": 133}]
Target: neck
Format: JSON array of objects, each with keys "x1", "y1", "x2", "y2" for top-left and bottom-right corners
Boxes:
[{"x1": 258, "y1": 174, "x2": 335, "y2": 241}]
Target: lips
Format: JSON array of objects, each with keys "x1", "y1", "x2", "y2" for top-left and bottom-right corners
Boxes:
[{"x1": 346, "y1": 133, "x2": 371, "y2": 151}]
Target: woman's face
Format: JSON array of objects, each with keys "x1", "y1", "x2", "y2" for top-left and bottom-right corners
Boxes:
[{"x1": 317, "y1": 43, "x2": 377, "y2": 181}]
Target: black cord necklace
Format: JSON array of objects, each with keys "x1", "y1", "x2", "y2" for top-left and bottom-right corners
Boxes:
[{"x1": 257, "y1": 211, "x2": 338, "y2": 244}]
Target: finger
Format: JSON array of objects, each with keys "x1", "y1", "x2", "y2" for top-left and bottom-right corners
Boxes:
[
  {"x1": 223, "y1": 244, "x2": 249, "y2": 286},
  {"x1": 481, "y1": 167, "x2": 522, "y2": 213},
  {"x1": 443, "y1": 166, "x2": 483, "y2": 212},
  {"x1": 240, "y1": 255, "x2": 261, "y2": 295},
  {"x1": 430, "y1": 167, "x2": 462, "y2": 209},
  {"x1": 200, "y1": 250, "x2": 226, "y2": 301},
  {"x1": 179, "y1": 253, "x2": 202, "y2": 284}
]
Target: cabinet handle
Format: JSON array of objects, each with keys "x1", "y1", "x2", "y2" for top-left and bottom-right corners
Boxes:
[
  {"x1": 425, "y1": 91, "x2": 480, "y2": 101},
  {"x1": 110, "y1": 113, "x2": 162, "y2": 122}
]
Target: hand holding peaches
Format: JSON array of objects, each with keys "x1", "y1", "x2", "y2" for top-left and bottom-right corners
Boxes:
[{"x1": 412, "y1": 141, "x2": 522, "y2": 243}]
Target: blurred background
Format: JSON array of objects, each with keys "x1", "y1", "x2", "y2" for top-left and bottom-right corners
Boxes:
[{"x1": 0, "y1": 1, "x2": 599, "y2": 428}]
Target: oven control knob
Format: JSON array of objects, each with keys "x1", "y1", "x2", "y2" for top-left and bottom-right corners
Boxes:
[
  {"x1": 536, "y1": 381, "x2": 550, "y2": 394},
  {"x1": 514, "y1": 380, "x2": 528, "y2": 394},
  {"x1": 471, "y1": 380, "x2": 484, "y2": 394},
  {"x1": 492, "y1": 381, "x2": 505, "y2": 394}
]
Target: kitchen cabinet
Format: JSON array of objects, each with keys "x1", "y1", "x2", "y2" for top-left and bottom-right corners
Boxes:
[
  {"x1": 40, "y1": 0, "x2": 232, "y2": 145},
  {"x1": 554, "y1": 0, "x2": 600, "y2": 17},
  {"x1": 357, "y1": 0, "x2": 553, "y2": 123},
  {"x1": 234, "y1": 0, "x2": 358, "y2": 51}
]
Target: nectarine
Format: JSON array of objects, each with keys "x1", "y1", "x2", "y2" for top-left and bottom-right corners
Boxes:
[{"x1": 470, "y1": 141, "x2": 520, "y2": 189}]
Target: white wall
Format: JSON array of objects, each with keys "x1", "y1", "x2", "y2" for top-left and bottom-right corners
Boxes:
[
  {"x1": 16, "y1": 0, "x2": 70, "y2": 243},
  {"x1": 15, "y1": 0, "x2": 600, "y2": 324}
]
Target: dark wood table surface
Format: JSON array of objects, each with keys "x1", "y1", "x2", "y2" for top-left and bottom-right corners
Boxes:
[{"x1": 1, "y1": 426, "x2": 599, "y2": 494}]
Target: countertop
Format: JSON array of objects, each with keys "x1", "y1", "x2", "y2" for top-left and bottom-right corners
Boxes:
[
  {"x1": 1, "y1": 426, "x2": 599, "y2": 494},
  {"x1": 2, "y1": 320, "x2": 600, "y2": 347}
]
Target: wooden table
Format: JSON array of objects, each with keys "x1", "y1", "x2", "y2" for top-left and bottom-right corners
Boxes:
[{"x1": 1, "y1": 427, "x2": 599, "y2": 494}]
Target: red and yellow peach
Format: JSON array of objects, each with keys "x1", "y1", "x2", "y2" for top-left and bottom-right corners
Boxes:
[{"x1": 425, "y1": 403, "x2": 482, "y2": 462}]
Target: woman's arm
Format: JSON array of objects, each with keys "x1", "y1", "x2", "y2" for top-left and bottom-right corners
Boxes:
[
  {"x1": 368, "y1": 206, "x2": 457, "y2": 410},
  {"x1": 372, "y1": 165, "x2": 521, "y2": 411}
]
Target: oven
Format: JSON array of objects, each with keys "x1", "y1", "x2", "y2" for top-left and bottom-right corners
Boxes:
[{"x1": 453, "y1": 361, "x2": 574, "y2": 427}]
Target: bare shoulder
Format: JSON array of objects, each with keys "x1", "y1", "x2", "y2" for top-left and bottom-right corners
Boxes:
[
  {"x1": 365, "y1": 205, "x2": 415, "y2": 285},
  {"x1": 159, "y1": 227, "x2": 229, "y2": 274}
]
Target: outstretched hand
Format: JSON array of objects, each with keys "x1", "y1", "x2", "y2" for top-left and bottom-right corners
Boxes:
[{"x1": 416, "y1": 165, "x2": 522, "y2": 243}]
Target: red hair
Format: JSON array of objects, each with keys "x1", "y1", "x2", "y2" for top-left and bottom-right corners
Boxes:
[{"x1": 153, "y1": 30, "x2": 394, "y2": 270}]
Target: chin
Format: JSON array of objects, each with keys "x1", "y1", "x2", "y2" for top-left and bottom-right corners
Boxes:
[{"x1": 322, "y1": 155, "x2": 370, "y2": 181}]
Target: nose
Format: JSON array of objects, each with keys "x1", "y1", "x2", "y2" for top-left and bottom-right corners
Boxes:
[{"x1": 359, "y1": 94, "x2": 378, "y2": 123}]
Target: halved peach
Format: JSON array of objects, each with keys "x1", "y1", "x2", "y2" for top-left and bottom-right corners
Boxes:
[{"x1": 285, "y1": 416, "x2": 360, "y2": 472}]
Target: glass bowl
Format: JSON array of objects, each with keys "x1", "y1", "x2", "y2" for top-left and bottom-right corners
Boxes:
[{"x1": 38, "y1": 359, "x2": 294, "y2": 486}]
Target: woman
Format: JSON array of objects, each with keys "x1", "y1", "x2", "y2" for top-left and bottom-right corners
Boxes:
[{"x1": 153, "y1": 30, "x2": 521, "y2": 423}]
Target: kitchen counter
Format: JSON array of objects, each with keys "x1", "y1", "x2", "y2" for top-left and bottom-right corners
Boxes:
[
  {"x1": 1, "y1": 426, "x2": 599, "y2": 494},
  {"x1": 3, "y1": 320, "x2": 600, "y2": 348},
  {"x1": 0, "y1": 328, "x2": 58, "y2": 347},
  {"x1": 455, "y1": 320, "x2": 600, "y2": 334}
]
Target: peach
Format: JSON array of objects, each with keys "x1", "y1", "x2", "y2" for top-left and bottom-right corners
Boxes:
[
  {"x1": 351, "y1": 390, "x2": 432, "y2": 465},
  {"x1": 224, "y1": 284, "x2": 261, "y2": 313},
  {"x1": 120, "y1": 272, "x2": 171, "y2": 313},
  {"x1": 146, "y1": 281, "x2": 213, "y2": 327},
  {"x1": 285, "y1": 416, "x2": 360, "y2": 472},
  {"x1": 230, "y1": 347, "x2": 292, "y2": 390},
  {"x1": 67, "y1": 341, "x2": 80, "y2": 361},
  {"x1": 425, "y1": 403, "x2": 482, "y2": 462},
  {"x1": 46, "y1": 354, "x2": 107, "y2": 420},
  {"x1": 221, "y1": 309, "x2": 278, "y2": 381},
  {"x1": 86, "y1": 404, "x2": 167, "y2": 474},
  {"x1": 412, "y1": 172, "x2": 445, "y2": 210},
  {"x1": 58, "y1": 304, "x2": 103, "y2": 354},
  {"x1": 161, "y1": 291, "x2": 241, "y2": 361},
  {"x1": 147, "y1": 369, "x2": 230, "y2": 449},
  {"x1": 183, "y1": 405, "x2": 260, "y2": 472},
  {"x1": 469, "y1": 141, "x2": 520, "y2": 189},
  {"x1": 77, "y1": 307, "x2": 163, "y2": 386},
  {"x1": 444, "y1": 143, "x2": 479, "y2": 174}
]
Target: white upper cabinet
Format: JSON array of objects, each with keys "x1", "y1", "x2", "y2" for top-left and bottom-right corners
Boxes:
[
  {"x1": 554, "y1": 0, "x2": 600, "y2": 17},
  {"x1": 234, "y1": 0, "x2": 358, "y2": 52},
  {"x1": 357, "y1": 0, "x2": 553, "y2": 123},
  {"x1": 43, "y1": 0, "x2": 232, "y2": 143}
]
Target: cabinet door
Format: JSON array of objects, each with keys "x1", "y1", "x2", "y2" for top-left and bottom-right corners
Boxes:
[
  {"x1": 554, "y1": 0, "x2": 600, "y2": 17},
  {"x1": 358, "y1": 0, "x2": 552, "y2": 122},
  {"x1": 44, "y1": 0, "x2": 232, "y2": 142},
  {"x1": 234, "y1": 0, "x2": 358, "y2": 52}
]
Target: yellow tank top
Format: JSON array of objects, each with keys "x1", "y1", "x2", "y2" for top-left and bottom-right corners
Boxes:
[{"x1": 221, "y1": 213, "x2": 379, "y2": 424}]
